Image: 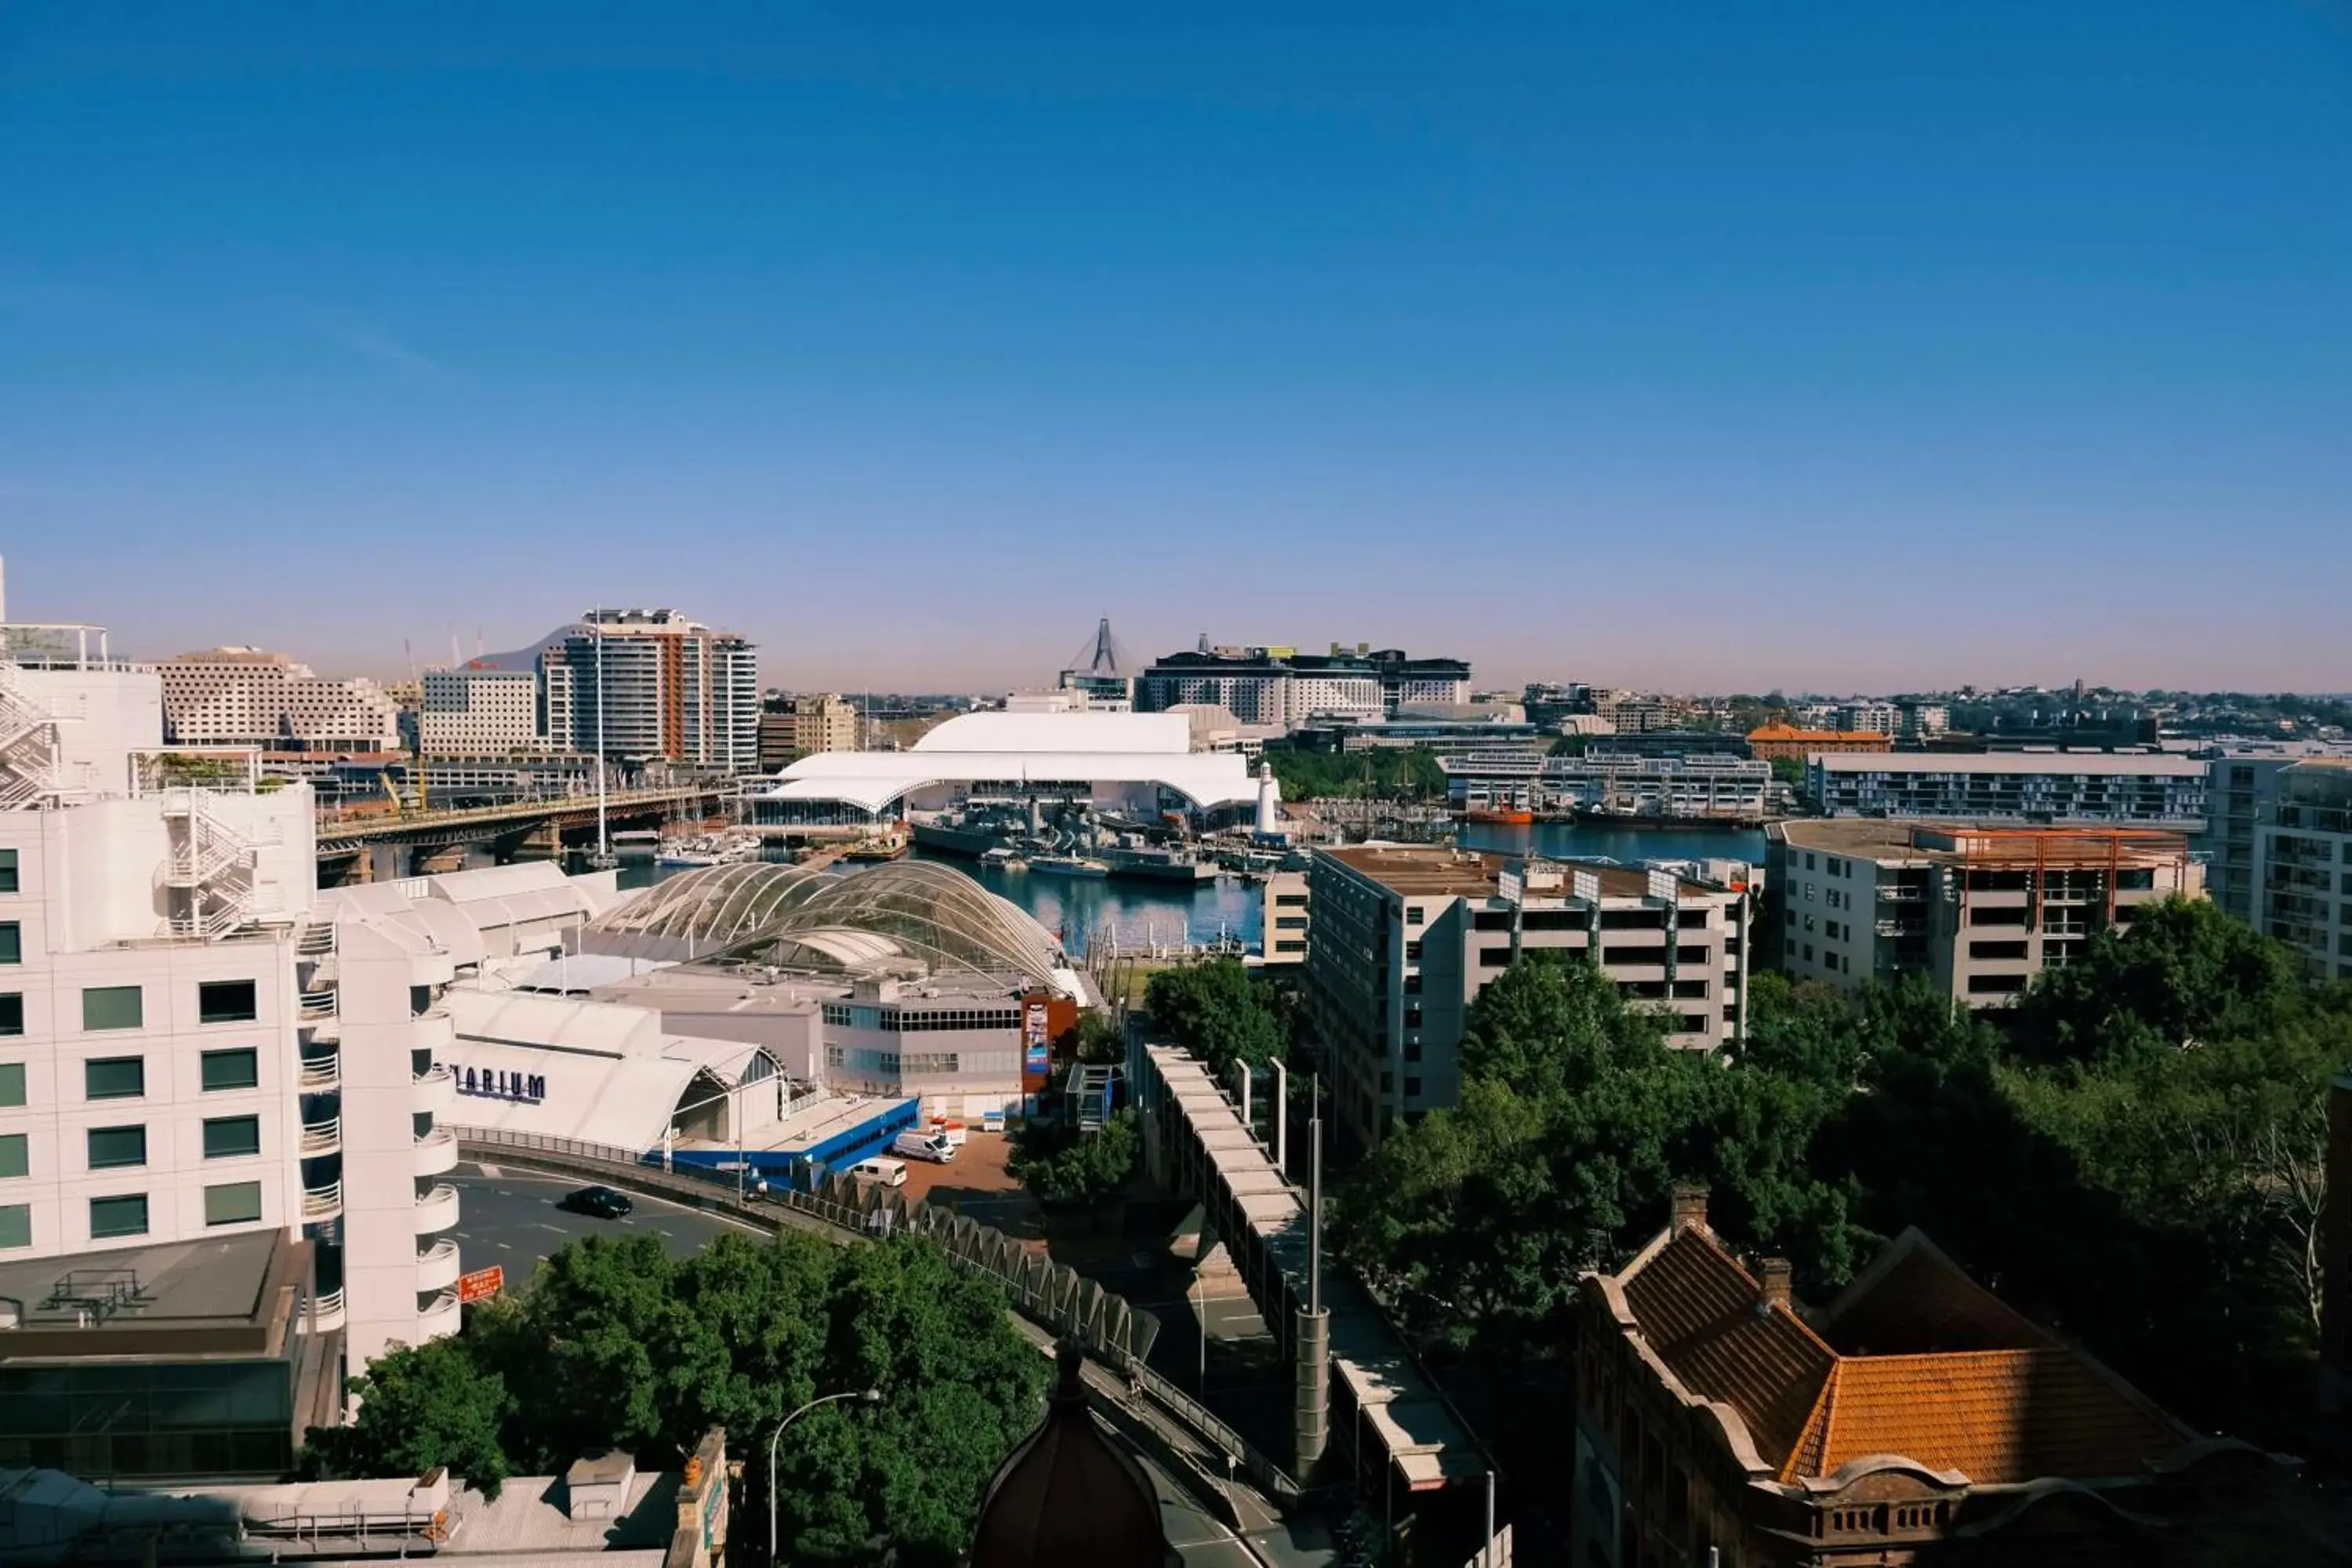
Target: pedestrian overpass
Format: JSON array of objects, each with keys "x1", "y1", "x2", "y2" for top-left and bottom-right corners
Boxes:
[{"x1": 1127, "y1": 1040, "x2": 1488, "y2": 1527}]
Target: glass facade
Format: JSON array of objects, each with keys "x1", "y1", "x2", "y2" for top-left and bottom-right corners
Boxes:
[{"x1": 0, "y1": 1359, "x2": 296, "y2": 1478}]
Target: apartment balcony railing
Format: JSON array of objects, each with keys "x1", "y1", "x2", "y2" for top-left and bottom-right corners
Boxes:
[
  {"x1": 1877, "y1": 885, "x2": 1926, "y2": 903},
  {"x1": 417, "y1": 1290, "x2": 463, "y2": 1338},
  {"x1": 299, "y1": 1116, "x2": 343, "y2": 1157},
  {"x1": 413, "y1": 1064, "x2": 457, "y2": 1116},
  {"x1": 414, "y1": 1183, "x2": 460, "y2": 1235},
  {"x1": 302, "y1": 1180, "x2": 344, "y2": 1222},
  {"x1": 296, "y1": 922, "x2": 337, "y2": 958},
  {"x1": 298, "y1": 989, "x2": 339, "y2": 1023},
  {"x1": 416, "y1": 1238, "x2": 462, "y2": 1294},
  {"x1": 413, "y1": 1127, "x2": 460, "y2": 1178},
  {"x1": 299, "y1": 1051, "x2": 341, "y2": 1091},
  {"x1": 309, "y1": 1288, "x2": 347, "y2": 1332}
]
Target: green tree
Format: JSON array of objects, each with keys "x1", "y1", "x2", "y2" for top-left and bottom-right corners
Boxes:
[
  {"x1": 2010, "y1": 897, "x2": 2310, "y2": 1066},
  {"x1": 303, "y1": 1338, "x2": 512, "y2": 1494},
  {"x1": 1144, "y1": 957, "x2": 1287, "y2": 1079},
  {"x1": 308, "y1": 1229, "x2": 1050, "y2": 1566},
  {"x1": 1007, "y1": 1106, "x2": 1140, "y2": 1205}
]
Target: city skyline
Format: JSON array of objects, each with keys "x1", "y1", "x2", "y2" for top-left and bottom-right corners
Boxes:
[{"x1": 5, "y1": 2, "x2": 2350, "y2": 690}]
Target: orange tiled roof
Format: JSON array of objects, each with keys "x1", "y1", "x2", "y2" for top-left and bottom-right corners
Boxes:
[
  {"x1": 1617, "y1": 1225, "x2": 2189, "y2": 1486},
  {"x1": 1621, "y1": 1228, "x2": 1835, "y2": 1468},
  {"x1": 1746, "y1": 724, "x2": 1890, "y2": 744},
  {"x1": 1785, "y1": 1348, "x2": 2183, "y2": 1484}
]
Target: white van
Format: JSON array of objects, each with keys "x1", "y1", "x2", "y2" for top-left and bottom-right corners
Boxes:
[
  {"x1": 927, "y1": 1119, "x2": 967, "y2": 1150},
  {"x1": 849, "y1": 1157, "x2": 908, "y2": 1188},
  {"x1": 893, "y1": 1130, "x2": 956, "y2": 1164}
]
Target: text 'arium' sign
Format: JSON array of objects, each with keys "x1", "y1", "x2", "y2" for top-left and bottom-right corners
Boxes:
[{"x1": 448, "y1": 1064, "x2": 546, "y2": 1102}]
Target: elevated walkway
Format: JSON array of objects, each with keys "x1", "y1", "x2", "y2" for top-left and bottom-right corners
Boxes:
[{"x1": 1129, "y1": 1043, "x2": 1486, "y2": 1506}]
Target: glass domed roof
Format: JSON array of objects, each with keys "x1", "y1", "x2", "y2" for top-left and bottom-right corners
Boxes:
[{"x1": 589, "y1": 859, "x2": 1069, "y2": 992}]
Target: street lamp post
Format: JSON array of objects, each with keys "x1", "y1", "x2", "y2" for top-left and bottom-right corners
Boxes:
[{"x1": 768, "y1": 1388, "x2": 881, "y2": 1564}]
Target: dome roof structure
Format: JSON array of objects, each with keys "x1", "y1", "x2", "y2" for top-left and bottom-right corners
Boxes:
[
  {"x1": 586, "y1": 859, "x2": 1072, "y2": 993},
  {"x1": 968, "y1": 1342, "x2": 1178, "y2": 1568}
]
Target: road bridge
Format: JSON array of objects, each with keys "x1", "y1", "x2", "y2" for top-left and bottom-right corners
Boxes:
[
  {"x1": 1128, "y1": 1041, "x2": 1490, "y2": 1545},
  {"x1": 314, "y1": 783, "x2": 729, "y2": 878}
]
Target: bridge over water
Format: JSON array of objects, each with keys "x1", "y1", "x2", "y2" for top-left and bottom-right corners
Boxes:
[{"x1": 314, "y1": 783, "x2": 728, "y2": 878}]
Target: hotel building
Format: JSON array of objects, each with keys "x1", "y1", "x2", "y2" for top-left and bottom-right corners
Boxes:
[
  {"x1": 543, "y1": 608, "x2": 760, "y2": 771},
  {"x1": 1303, "y1": 846, "x2": 1748, "y2": 1151}
]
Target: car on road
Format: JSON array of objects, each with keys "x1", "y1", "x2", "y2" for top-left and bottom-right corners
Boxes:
[
  {"x1": 561, "y1": 1185, "x2": 634, "y2": 1219},
  {"x1": 849, "y1": 1157, "x2": 909, "y2": 1188}
]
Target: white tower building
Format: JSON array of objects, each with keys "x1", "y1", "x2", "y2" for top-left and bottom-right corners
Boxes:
[
  {"x1": 1256, "y1": 761, "x2": 1283, "y2": 837},
  {"x1": 0, "y1": 562, "x2": 462, "y2": 1376}
]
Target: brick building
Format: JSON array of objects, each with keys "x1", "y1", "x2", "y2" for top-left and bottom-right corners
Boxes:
[
  {"x1": 1745, "y1": 725, "x2": 1893, "y2": 762},
  {"x1": 1571, "y1": 1185, "x2": 2288, "y2": 1567}
]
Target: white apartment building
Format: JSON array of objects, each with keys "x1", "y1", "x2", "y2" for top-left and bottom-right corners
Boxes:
[
  {"x1": 158, "y1": 648, "x2": 400, "y2": 752},
  {"x1": 1836, "y1": 701, "x2": 1902, "y2": 736},
  {"x1": 1261, "y1": 869, "x2": 1311, "y2": 965},
  {"x1": 1766, "y1": 819, "x2": 2202, "y2": 1005},
  {"x1": 1441, "y1": 749, "x2": 1771, "y2": 821},
  {"x1": 419, "y1": 667, "x2": 543, "y2": 754},
  {"x1": 1, "y1": 586, "x2": 466, "y2": 1375},
  {"x1": 1809, "y1": 752, "x2": 2208, "y2": 826},
  {"x1": 545, "y1": 609, "x2": 760, "y2": 771},
  {"x1": 1304, "y1": 846, "x2": 1749, "y2": 1152}
]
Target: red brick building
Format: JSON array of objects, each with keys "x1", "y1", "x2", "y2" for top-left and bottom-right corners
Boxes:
[
  {"x1": 1570, "y1": 1185, "x2": 2288, "y2": 1566},
  {"x1": 1745, "y1": 725, "x2": 1893, "y2": 762}
]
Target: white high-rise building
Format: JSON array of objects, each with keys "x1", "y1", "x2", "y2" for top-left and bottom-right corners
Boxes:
[
  {"x1": 0, "y1": 575, "x2": 463, "y2": 1372},
  {"x1": 419, "y1": 666, "x2": 543, "y2": 753},
  {"x1": 545, "y1": 609, "x2": 759, "y2": 771}
]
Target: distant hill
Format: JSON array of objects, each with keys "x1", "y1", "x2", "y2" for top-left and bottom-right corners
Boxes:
[{"x1": 472, "y1": 622, "x2": 583, "y2": 671}]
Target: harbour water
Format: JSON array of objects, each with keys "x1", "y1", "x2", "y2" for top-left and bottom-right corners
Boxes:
[{"x1": 615, "y1": 819, "x2": 1770, "y2": 959}]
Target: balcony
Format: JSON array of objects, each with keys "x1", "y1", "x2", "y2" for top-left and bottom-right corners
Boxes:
[
  {"x1": 416, "y1": 1237, "x2": 462, "y2": 1293},
  {"x1": 302, "y1": 1179, "x2": 343, "y2": 1222},
  {"x1": 417, "y1": 1290, "x2": 463, "y2": 1340},
  {"x1": 409, "y1": 1008, "x2": 456, "y2": 1058},
  {"x1": 415, "y1": 1182, "x2": 460, "y2": 1235},
  {"x1": 413, "y1": 1064, "x2": 457, "y2": 1116},
  {"x1": 299, "y1": 1116, "x2": 342, "y2": 1158},
  {"x1": 299, "y1": 1051, "x2": 341, "y2": 1091},
  {"x1": 298, "y1": 989, "x2": 338, "y2": 1023},
  {"x1": 296, "y1": 922, "x2": 337, "y2": 958},
  {"x1": 1877, "y1": 885, "x2": 1926, "y2": 903},
  {"x1": 414, "y1": 1127, "x2": 460, "y2": 1178},
  {"x1": 309, "y1": 1287, "x2": 347, "y2": 1332}
]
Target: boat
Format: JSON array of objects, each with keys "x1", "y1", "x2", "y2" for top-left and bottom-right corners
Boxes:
[
  {"x1": 1028, "y1": 855, "x2": 1110, "y2": 879},
  {"x1": 1465, "y1": 807, "x2": 1534, "y2": 826},
  {"x1": 980, "y1": 846, "x2": 1025, "y2": 870},
  {"x1": 658, "y1": 829, "x2": 761, "y2": 869},
  {"x1": 1097, "y1": 844, "x2": 1218, "y2": 884},
  {"x1": 843, "y1": 828, "x2": 911, "y2": 862}
]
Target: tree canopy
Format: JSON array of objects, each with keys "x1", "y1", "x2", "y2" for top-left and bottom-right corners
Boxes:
[
  {"x1": 1334, "y1": 905, "x2": 2352, "y2": 1442},
  {"x1": 1144, "y1": 956, "x2": 1289, "y2": 1080},
  {"x1": 306, "y1": 1229, "x2": 1047, "y2": 1566},
  {"x1": 1008, "y1": 1105, "x2": 1141, "y2": 1206}
]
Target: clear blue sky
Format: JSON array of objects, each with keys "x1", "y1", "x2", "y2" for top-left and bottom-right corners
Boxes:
[{"x1": 3, "y1": 2, "x2": 2348, "y2": 694}]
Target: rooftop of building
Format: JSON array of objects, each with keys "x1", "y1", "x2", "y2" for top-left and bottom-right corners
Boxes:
[
  {"x1": 1593, "y1": 1207, "x2": 2204, "y2": 1489},
  {"x1": 1746, "y1": 724, "x2": 1892, "y2": 743},
  {"x1": 1813, "y1": 750, "x2": 2205, "y2": 775},
  {"x1": 0, "y1": 1231, "x2": 311, "y2": 1360},
  {"x1": 1319, "y1": 844, "x2": 1719, "y2": 901},
  {"x1": 1773, "y1": 817, "x2": 2194, "y2": 864}
]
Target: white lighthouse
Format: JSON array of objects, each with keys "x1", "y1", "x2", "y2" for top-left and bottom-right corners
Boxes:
[{"x1": 1254, "y1": 760, "x2": 1283, "y2": 837}]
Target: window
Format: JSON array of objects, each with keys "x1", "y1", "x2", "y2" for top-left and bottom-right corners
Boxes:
[
  {"x1": 0, "y1": 1203, "x2": 26, "y2": 1248},
  {"x1": 1403, "y1": 941, "x2": 1423, "y2": 960},
  {"x1": 1403, "y1": 1077, "x2": 1424, "y2": 1098},
  {"x1": 84, "y1": 1057, "x2": 144, "y2": 1100},
  {"x1": 201, "y1": 1048, "x2": 259, "y2": 1091},
  {"x1": 1804, "y1": 853, "x2": 1816, "y2": 871},
  {"x1": 0, "y1": 1061, "x2": 21, "y2": 1107},
  {"x1": 87, "y1": 1125, "x2": 147, "y2": 1170},
  {"x1": 89, "y1": 1193, "x2": 149, "y2": 1239},
  {"x1": 1969, "y1": 940, "x2": 2030, "y2": 960},
  {"x1": 203, "y1": 1116, "x2": 261, "y2": 1160},
  {"x1": 0, "y1": 1132, "x2": 25, "y2": 1178},
  {"x1": 204, "y1": 1181, "x2": 263, "y2": 1226},
  {"x1": 1403, "y1": 973, "x2": 1423, "y2": 993},
  {"x1": 0, "y1": 993, "x2": 20, "y2": 1035},
  {"x1": 1404, "y1": 906, "x2": 1424, "y2": 926},
  {"x1": 0, "y1": 923, "x2": 17, "y2": 964},
  {"x1": 82, "y1": 985, "x2": 143, "y2": 1031},
  {"x1": 198, "y1": 980, "x2": 258, "y2": 1024},
  {"x1": 0, "y1": 848, "x2": 16, "y2": 893},
  {"x1": 1969, "y1": 972, "x2": 2028, "y2": 996}
]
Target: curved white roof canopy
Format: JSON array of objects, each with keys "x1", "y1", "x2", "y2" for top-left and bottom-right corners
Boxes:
[{"x1": 587, "y1": 859, "x2": 1071, "y2": 993}]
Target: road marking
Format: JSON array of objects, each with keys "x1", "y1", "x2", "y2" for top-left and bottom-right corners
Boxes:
[
  {"x1": 532, "y1": 1222, "x2": 567, "y2": 1235},
  {"x1": 477, "y1": 1163, "x2": 503, "y2": 1178},
  {"x1": 496, "y1": 1240, "x2": 513, "y2": 1250}
]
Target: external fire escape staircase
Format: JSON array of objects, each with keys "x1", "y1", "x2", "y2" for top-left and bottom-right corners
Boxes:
[
  {"x1": 0, "y1": 659, "x2": 67, "y2": 810},
  {"x1": 161, "y1": 789, "x2": 263, "y2": 941}
]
